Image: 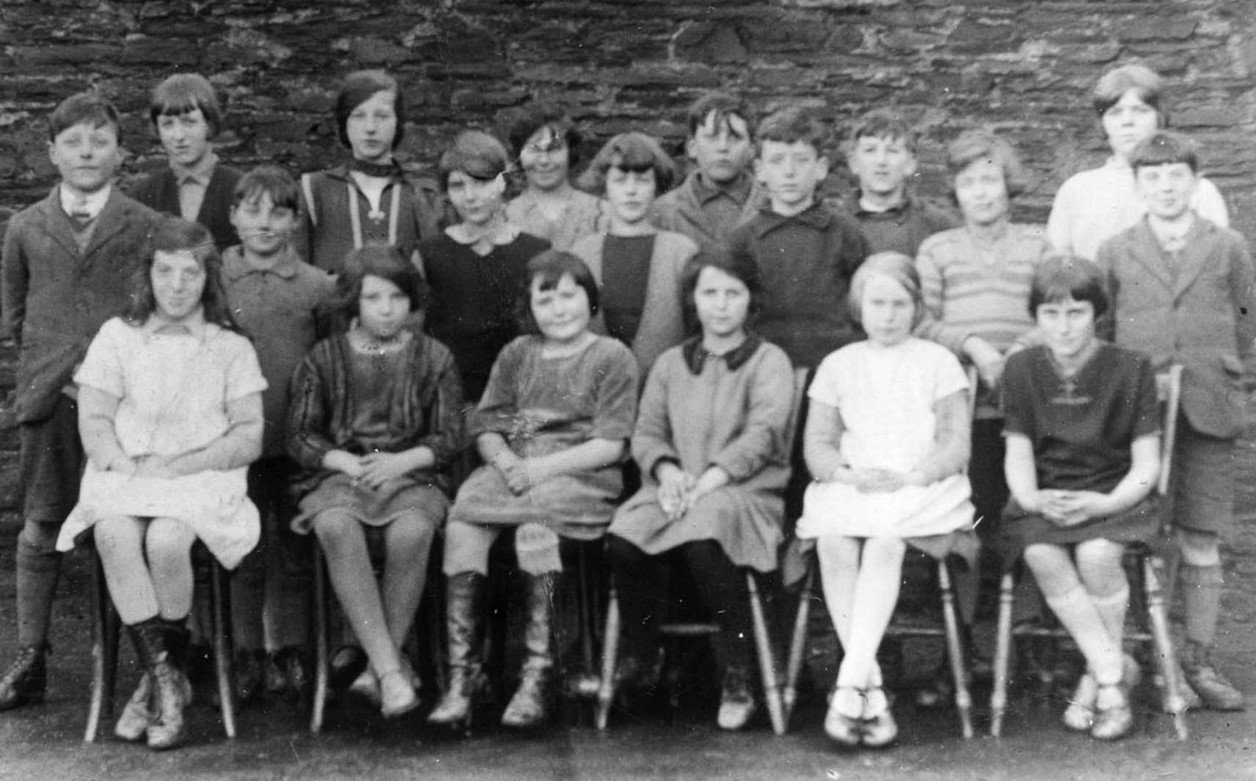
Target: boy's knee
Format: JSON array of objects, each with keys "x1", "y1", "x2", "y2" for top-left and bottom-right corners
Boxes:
[
  {"x1": 18, "y1": 519, "x2": 60, "y2": 554},
  {"x1": 1174, "y1": 528, "x2": 1220, "y2": 566}
]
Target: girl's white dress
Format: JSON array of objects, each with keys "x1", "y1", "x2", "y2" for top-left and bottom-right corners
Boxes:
[
  {"x1": 797, "y1": 337, "x2": 974, "y2": 540},
  {"x1": 56, "y1": 317, "x2": 268, "y2": 569}
]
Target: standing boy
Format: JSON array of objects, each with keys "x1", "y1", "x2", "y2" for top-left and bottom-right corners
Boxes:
[
  {"x1": 0, "y1": 93, "x2": 159, "y2": 710},
  {"x1": 129, "y1": 73, "x2": 242, "y2": 252},
  {"x1": 650, "y1": 91, "x2": 759, "y2": 250},
  {"x1": 1096, "y1": 131, "x2": 1254, "y2": 711},
  {"x1": 222, "y1": 166, "x2": 335, "y2": 701},
  {"x1": 728, "y1": 106, "x2": 869, "y2": 371},
  {"x1": 845, "y1": 109, "x2": 956, "y2": 257}
]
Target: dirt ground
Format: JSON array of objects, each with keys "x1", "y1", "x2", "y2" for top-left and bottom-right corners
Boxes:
[{"x1": 1, "y1": 437, "x2": 1255, "y2": 781}]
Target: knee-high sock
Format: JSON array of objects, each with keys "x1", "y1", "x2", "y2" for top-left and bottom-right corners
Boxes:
[
  {"x1": 1044, "y1": 586, "x2": 1122, "y2": 684},
  {"x1": 1091, "y1": 585, "x2": 1129, "y2": 661},
  {"x1": 15, "y1": 537, "x2": 61, "y2": 648},
  {"x1": 1180, "y1": 564, "x2": 1223, "y2": 647}
]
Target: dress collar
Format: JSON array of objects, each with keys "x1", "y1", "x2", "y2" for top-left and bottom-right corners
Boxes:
[
  {"x1": 682, "y1": 333, "x2": 762, "y2": 374},
  {"x1": 143, "y1": 308, "x2": 209, "y2": 339}
]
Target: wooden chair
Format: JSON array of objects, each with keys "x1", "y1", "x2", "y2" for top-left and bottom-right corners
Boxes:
[
  {"x1": 989, "y1": 365, "x2": 1189, "y2": 739},
  {"x1": 780, "y1": 367, "x2": 981, "y2": 739},
  {"x1": 595, "y1": 368, "x2": 810, "y2": 735},
  {"x1": 85, "y1": 542, "x2": 236, "y2": 742}
]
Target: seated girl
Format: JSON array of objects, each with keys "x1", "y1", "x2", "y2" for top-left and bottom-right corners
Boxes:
[
  {"x1": 572, "y1": 131, "x2": 699, "y2": 374},
  {"x1": 997, "y1": 256, "x2": 1160, "y2": 741},
  {"x1": 607, "y1": 249, "x2": 794, "y2": 731},
  {"x1": 56, "y1": 217, "x2": 267, "y2": 750},
  {"x1": 297, "y1": 70, "x2": 440, "y2": 275},
  {"x1": 798, "y1": 252, "x2": 975, "y2": 748},
  {"x1": 429, "y1": 251, "x2": 639, "y2": 730},
  {"x1": 502, "y1": 102, "x2": 606, "y2": 251},
  {"x1": 286, "y1": 245, "x2": 464, "y2": 718},
  {"x1": 420, "y1": 130, "x2": 551, "y2": 402}
]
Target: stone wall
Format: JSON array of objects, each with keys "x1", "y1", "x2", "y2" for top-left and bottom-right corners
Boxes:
[{"x1": 0, "y1": 0, "x2": 1254, "y2": 506}]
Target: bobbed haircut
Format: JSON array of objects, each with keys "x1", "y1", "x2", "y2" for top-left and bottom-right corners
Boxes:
[
  {"x1": 946, "y1": 129, "x2": 1030, "y2": 200},
  {"x1": 502, "y1": 102, "x2": 584, "y2": 169},
  {"x1": 681, "y1": 246, "x2": 763, "y2": 335},
  {"x1": 1028, "y1": 255, "x2": 1109, "y2": 320},
  {"x1": 438, "y1": 130, "x2": 510, "y2": 192},
  {"x1": 149, "y1": 73, "x2": 223, "y2": 137},
  {"x1": 331, "y1": 244, "x2": 429, "y2": 323},
  {"x1": 755, "y1": 106, "x2": 827, "y2": 157},
  {"x1": 1129, "y1": 130, "x2": 1199, "y2": 174},
  {"x1": 335, "y1": 70, "x2": 405, "y2": 150},
  {"x1": 686, "y1": 91, "x2": 754, "y2": 138},
  {"x1": 847, "y1": 108, "x2": 918, "y2": 154},
  {"x1": 516, "y1": 250, "x2": 601, "y2": 335},
  {"x1": 848, "y1": 251, "x2": 924, "y2": 329},
  {"x1": 49, "y1": 92, "x2": 121, "y2": 144},
  {"x1": 1093, "y1": 63, "x2": 1167, "y2": 124},
  {"x1": 577, "y1": 132, "x2": 677, "y2": 194},
  {"x1": 232, "y1": 165, "x2": 301, "y2": 212},
  {"x1": 123, "y1": 216, "x2": 242, "y2": 334}
]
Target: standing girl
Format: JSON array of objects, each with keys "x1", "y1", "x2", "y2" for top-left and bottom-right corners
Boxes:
[
  {"x1": 429, "y1": 251, "x2": 638, "y2": 730},
  {"x1": 1046, "y1": 63, "x2": 1228, "y2": 261},
  {"x1": 799, "y1": 252, "x2": 975, "y2": 748},
  {"x1": 298, "y1": 70, "x2": 440, "y2": 275},
  {"x1": 286, "y1": 245, "x2": 464, "y2": 718},
  {"x1": 572, "y1": 132, "x2": 698, "y2": 374},
  {"x1": 55, "y1": 217, "x2": 267, "y2": 750},
  {"x1": 607, "y1": 249, "x2": 794, "y2": 731},
  {"x1": 502, "y1": 102, "x2": 606, "y2": 251},
  {"x1": 420, "y1": 131, "x2": 550, "y2": 402}
]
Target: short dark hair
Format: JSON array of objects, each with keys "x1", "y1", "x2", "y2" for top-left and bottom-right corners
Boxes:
[
  {"x1": 1129, "y1": 130, "x2": 1199, "y2": 174},
  {"x1": 847, "y1": 108, "x2": 918, "y2": 154},
  {"x1": 48, "y1": 92, "x2": 121, "y2": 144},
  {"x1": 331, "y1": 244, "x2": 429, "y2": 323},
  {"x1": 149, "y1": 73, "x2": 223, "y2": 137},
  {"x1": 1093, "y1": 63, "x2": 1166, "y2": 124},
  {"x1": 335, "y1": 70, "x2": 405, "y2": 150},
  {"x1": 577, "y1": 132, "x2": 677, "y2": 194},
  {"x1": 517, "y1": 250, "x2": 600, "y2": 335},
  {"x1": 438, "y1": 130, "x2": 510, "y2": 192},
  {"x1": 232, "y1": 165, "x2": 301, "y2": 212},
  {"x1": 1028, "y1": 255, "x2": 1109, "y2": 320},
  {"x1": 681, "y1": 246, "x2": 763, "y2": 334},
  {"x1": 848, "y1": 251, "x2": 923, "y2": 329},
  {"x1": 755, "y1": 106, "x2": 826, "y2": 157},
  {"x1": 946, "y1": 129, "x2": 1030, "y2": 200},
  {"x1": 686, "y1": 91, "x2": 754, "y2": 138},
  {"x1": 501, "y1": 102, "x2": 584, "y2": 169},
  {"x1": 123, "y1": 216, "x2": 242, "y2": 334}
]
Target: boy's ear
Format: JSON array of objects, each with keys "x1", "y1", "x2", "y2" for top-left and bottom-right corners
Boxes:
[
  {"x1": 816, "y1": 155, "x2": 830, "y2": 182},
  {"x1": 684, "y1": 135, "x2": 697, "y2": 161},
  {"x1": 752, "y1": 157, "x2": 764, "y2": 184}
]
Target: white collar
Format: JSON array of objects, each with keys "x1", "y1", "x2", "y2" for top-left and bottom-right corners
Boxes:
[{"x1": 59, "y1": 184, "x2": 111, "y2": 219}]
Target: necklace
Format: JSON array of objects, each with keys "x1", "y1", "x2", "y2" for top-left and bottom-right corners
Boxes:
[
  {"x1": 1045, "y1": 347, "x2": 1095, "y2": 406},
  {"x1": 349, "y1": 322, "x2": 407, "y2": 355}
]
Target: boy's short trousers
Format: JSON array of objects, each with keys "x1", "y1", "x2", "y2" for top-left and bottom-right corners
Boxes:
[
  {"x1": 1167, "y1": 420, "x2": 1236, "y2": 537},
  {"x1": 18, "y1": 394, "x2": 83, "y2": 525},
  {"x1": 241, "y1": 457, "x2": 311, "y2": 579}
]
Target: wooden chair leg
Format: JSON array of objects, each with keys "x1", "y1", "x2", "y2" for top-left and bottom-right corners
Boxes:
[
  {"x1": 1143, "y1": 554, "x2": 1189, "y2": 740},
  {"x1": 782, "y1": 565, "x2": 813, "y2": 727},
  {"x1": 595, "y1": 585, "x2": 620, "y2": 730},
  {"x1": 746, "y1": 573, "x2": 785, "y2": 736},
  {"x1": 310, "y1": 546, "x2": 329, "y2": 734},
  {"x1": 211, "y1": 563, "x2": 237, "y2": 739},
  {"x1": 85, "y1": 548, "x2": 118, "y2": 743},
  {"x1": 990, "y1": 570, "x2": 1015, "y2": 737},
  {"x1": 937, "y1": 560, "x2": 973, "y2": 739}
]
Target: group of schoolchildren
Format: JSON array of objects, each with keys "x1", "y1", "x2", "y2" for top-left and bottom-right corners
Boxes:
[{"x1": 0, "y1": 59, "x2": 1250, "y2": 754}]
